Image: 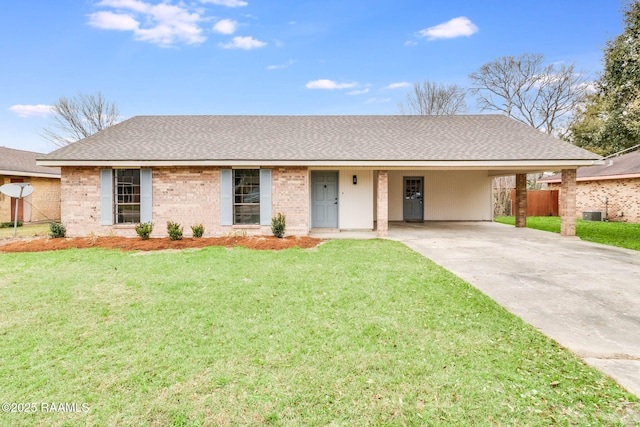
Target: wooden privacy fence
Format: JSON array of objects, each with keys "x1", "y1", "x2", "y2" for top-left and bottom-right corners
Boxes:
[{"x1": 510, "y1": 190, "x2": 559, "y2": 217}]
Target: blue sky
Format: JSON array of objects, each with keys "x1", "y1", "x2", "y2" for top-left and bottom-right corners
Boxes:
[{"x1": 0, "y1": 0, "x2": 625, "y2": 153}]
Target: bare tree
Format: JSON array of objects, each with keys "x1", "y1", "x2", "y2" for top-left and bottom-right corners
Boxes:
[
  {"x1": 398, "y1": 80, "x2": 467, "y2": 115},
  {"x1": 468, "y1": 53, "x2": 589, "y2": 136},
  {"x1": 43, "y1": 92, "x2": 121, "y2": 147},
  {"x1": 493, "y1": 176, "x2": 515, "y2": 216}
]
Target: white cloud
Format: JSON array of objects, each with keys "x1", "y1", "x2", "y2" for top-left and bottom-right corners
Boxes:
[
  {"x1": 98, "y1": 0, "x2": 148, "y2": 12},
  {"x1": 87, "y1": 11, "x2": 139, "y2": 30},
  {"x1": 306, "y1": 79, "x2": 358, "y2": 90},
  {"x1": 88, "y1": 0, "x2": 206, "y2": 47},
  {"x1": 199, "y1": 0, "x2": 248, "y2": 7},
  {"x1": 418, "y1": 16, "x2": 478, "y2": 40},
  {"x1": 219, "y1": 36, "x2": 266, "y2": 49},
  {"x1": 8, "y1": 104, "x2": 52, "y2": 118},
  {"x1": 266, "y1": 60, "x2": 295, "y2": 70},
  {"x1": 404, "y1": 40, "x2": 418, "y2": 46},
  {"x1": 364, "y1": 98, "x2": 391, "y2": 104},
  {"x1": 383, "y1": 82, "x2": 411, "y2": 90},
  {"x1": 347, "y1": 88, "x2": 370, "y2": 95},
  {"x1": 577, "y1": 81, "x2": 597, "y2": 93},
  {"x1": 213, "y1": 18, "x2": 237, "y2": 34}
]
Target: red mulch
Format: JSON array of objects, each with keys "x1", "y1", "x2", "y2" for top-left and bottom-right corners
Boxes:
[{"x1": 0, "y1": 235, "x2": 323, "y2": 253}]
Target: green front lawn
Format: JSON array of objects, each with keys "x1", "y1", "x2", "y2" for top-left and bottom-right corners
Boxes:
[
  {"x1": 0, "y1": 223, "x2": 50, "y2": 239},
  {"x1": 495, "y1": 216, "x2": 640, "y2": 251},
  {"x1": 1, "y1": 241, "x2": 637, "y2": 426}
]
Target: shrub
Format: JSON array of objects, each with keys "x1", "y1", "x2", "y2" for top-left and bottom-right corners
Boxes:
[
  {"x1": 135, "y1": 222, "x2": 153, "y2": 240},
  {"x1": 167, "y1": 221, "x2": 183, "y2": 241},
  {"x1": 1, "y1": 221, "x2": 22, "y2": 228},
  {"x1": 271, "y1": 213, "x2": 286, "y2": 238},
  {"x1": 191, "y1": 223, "x2": 205, "y2": 238},
  {"x1": 49, "y1": 222, "x2": 66, "y2": 238}
]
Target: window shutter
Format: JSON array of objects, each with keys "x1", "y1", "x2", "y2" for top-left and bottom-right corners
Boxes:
[
  {"x1": 220, "y1": 169, "x2": 232, "y2": 226},
  {"x1": 140, "y1": 169, "x2": 153, "y2": 223},
  {"x1": 259, "y1": 168, "x2": 272, "y2": 225},
  {"x1": 100, "y1": 169, "x2": 113, "y2": 226}
]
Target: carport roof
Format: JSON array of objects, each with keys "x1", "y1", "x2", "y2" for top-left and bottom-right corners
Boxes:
[{"x1": 37, "y1": 114, "x2": 600, "y2": 167}]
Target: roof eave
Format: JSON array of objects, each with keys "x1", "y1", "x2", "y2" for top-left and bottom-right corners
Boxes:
[
  {"x1": 37, "y1": 159, "x2": 602, "y2": 169},
  {"x1": 0, "y1": 169, "x2": 61, "y2": 178},
  {"x1": 542, "y1": 172, "x2": 640, "y2": 183}
]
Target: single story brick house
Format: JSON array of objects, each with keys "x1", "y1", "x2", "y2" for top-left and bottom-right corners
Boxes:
[
  {"x1": 37, "y1": 115, "x2": 600, "y2": 237},
  {"x1": 0, "y1": 147, "x2": 61, "y2": 223},
  {"x1": 539, "y1": 149, "x2": 640, "y2": 223}
]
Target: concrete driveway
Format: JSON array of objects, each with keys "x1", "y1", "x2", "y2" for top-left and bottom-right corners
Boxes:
[{"x1": 388, "y1": 221, "x2": 640, "y2": 397}]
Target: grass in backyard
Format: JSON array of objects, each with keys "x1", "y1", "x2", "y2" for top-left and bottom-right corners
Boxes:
[
  {"x1": 0, "y1": 240, "x2": 638, "y2": 426},
  {"x1": 494, "y1": 216, "x2": 640, "y2": 251},
  {"x1": 0, "y1": 223, "x2": 50, "y2": 239}
]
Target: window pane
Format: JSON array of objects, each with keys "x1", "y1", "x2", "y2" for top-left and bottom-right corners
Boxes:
[
  {"x1": 233, "y1": 169, "x2": 260, "y2": 225},
  {"x1": 117, "y1": 204, "x2": 140, "y2": 223},
  {"x1": 114, "y1": 169, "x2": 141, "y2": 224},
  {"x1": 234, "y1": 205, "x2": 260, "y2": 225}
]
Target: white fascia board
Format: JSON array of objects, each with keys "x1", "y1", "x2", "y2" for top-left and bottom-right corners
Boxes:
[
  {"x1": 37, "y1": 159, "x2": 603, "y2": 169},
  {"x1": 542, "y1": 172, "x2": 640, "y2": 184},
  {"x1": 0, "y1": 169, "x2": 61, "y2": 178}
]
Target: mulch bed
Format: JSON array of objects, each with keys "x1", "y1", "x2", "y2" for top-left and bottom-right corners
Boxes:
[{"x1": 0, "y1": 235, "x2": 323, "y2": 253}]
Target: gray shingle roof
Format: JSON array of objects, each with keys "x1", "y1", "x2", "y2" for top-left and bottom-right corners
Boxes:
[
  {"x1": 540, "y1": 149, "x2": 640, "y2": 182},
  {"x1": 0, "y1": 147, "x2": 60, "y2": 176},
  {"x1": 39, "y1": 115, "x2": 600, "y2": 163}
]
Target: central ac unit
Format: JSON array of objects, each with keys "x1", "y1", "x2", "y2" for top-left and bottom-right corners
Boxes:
[{"x1": 582, "y1": 211, "x2": 603, "y2": 221}]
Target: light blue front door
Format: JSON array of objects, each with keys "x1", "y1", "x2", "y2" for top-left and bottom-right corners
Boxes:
[{"x1": 312, "y1": 171, "x2": 338, "y2": 228}]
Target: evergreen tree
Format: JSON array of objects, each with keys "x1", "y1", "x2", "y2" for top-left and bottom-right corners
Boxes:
[{"x1": 569, "y1": 1, "x2": 640, "y2": 155}]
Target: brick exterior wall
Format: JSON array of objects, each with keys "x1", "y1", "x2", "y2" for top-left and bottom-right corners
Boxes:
[
  {"x1": 27, "y1": 177, "x2": 61, "y2": 222},
  {"x1": 60, "y1": 166, "x2": 310, "y2": 237},
  {"x1": 271, "y1": 167, "x2": 309, "y2": 235},
  {"x1": 0, "y1": 176, "x2": 16, "y2": 223},
  {"x1": 548, "y1": 176, "x2": 640, "y2": 223},
  {"x1": 60, "y1": 167, "x2": 102, "y2": 236},
  {"x1": 0, "y1": 175, "x2": 60, "y2": 223},
  {"x1": 152, "y1": 167, "x2": 220, "y2": 237}
]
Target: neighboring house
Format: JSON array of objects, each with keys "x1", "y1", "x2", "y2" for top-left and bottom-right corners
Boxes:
[
  {"x1": 539, "y1": 150, "x2": 640, "y2": 223},
  {"x1": 0, "y1": 147, "x2": 61, "y2": 223},
  {"x1": 37, "y1": 115, "x2": 600, "y2": 237}
]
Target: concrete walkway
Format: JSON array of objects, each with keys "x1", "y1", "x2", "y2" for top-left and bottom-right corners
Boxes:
[{"x1": 385, "y1": 221, "x2": 640, "y2": 397}]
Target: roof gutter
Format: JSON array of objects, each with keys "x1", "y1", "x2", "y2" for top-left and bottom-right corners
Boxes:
[{"x1": 37, "y1": 159, "x2": 602, "y2": 169}]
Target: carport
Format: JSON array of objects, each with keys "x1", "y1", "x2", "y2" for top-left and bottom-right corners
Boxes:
[{"x1": 374, "y1": 167, "x2": 583, "y2": 237}]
